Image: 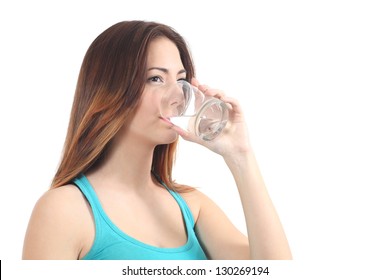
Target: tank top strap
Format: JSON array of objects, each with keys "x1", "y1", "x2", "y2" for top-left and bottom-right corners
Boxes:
[
  {"x1": 162, "y1": 183, "x2": 195, "y2": 228},
  {"x1": 152, "y1": 171, "x2": 195, "y2": 228},
  {"x1": 73, "y1": 174, "x2": 102, "y2": 213},
  {"x1": 73, "y1": 174, "x2": 105, "y2": 250}
]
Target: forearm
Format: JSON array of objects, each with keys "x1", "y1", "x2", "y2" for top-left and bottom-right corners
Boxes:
[{"x1": 224, "y1": 151, "x2": 292, "y2": 260}]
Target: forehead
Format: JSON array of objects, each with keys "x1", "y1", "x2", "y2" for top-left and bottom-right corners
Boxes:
[{"x1": 146, "y1": 37, "x2": 182, "y2": 66}]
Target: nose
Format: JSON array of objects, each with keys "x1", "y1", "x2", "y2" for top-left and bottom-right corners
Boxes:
[
  {"x1": 169, "y1": 84, "x2": 186, "y2": 116},
  {"x1": 159, "y1": 83, "x2": 186, "y2": 118}
]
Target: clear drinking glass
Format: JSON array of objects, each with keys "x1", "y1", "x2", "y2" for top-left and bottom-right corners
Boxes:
[{"x1": 160, "y1": 80, "x2": 229, "y2": 141}]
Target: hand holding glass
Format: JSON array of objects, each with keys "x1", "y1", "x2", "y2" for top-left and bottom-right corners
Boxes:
[{"x1": 160, "y1": 81, "x2": 229, "y2": 141}]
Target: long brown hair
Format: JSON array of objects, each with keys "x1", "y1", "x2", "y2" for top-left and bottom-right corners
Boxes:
[{"x1": 51, "y1": 21, "x2": 195, "y2": 191}]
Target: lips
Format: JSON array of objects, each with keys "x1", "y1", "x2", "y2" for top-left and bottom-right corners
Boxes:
[{"x1": 160, "y1": 116, "x2": 173, "y2": 124}]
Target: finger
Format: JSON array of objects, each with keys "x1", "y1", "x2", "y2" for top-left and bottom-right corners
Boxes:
[
  {"x1": 191, "y1": 77, "x2": 200, "y2": 87},
  {"x1": 198, "y1": 85, "x2": 225, "y2": 99},
  {"x1": 220, "y1": 96, "x2": 243, "y2": 114},
  {"x1": 212, "y1": 90, "x2": 226, "y2": 99},
  {"x1": 198, "y1": 84, "x2": 210, "y2": 94}
]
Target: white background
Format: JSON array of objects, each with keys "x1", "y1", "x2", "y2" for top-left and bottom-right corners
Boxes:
[{"x1": 1, "y1": 0, "x2": 389, "y2": 277}]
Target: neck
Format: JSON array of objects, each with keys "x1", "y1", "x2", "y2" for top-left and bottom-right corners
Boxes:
[{"x1": 86, "y1": 136, "x2": 157, "y2": 191}]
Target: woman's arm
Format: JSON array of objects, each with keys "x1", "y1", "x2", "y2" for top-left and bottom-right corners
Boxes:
[
  {"x1": 187, "y1": 151, "x2": 292, "y2": 260},
  {"x1": 175, "y1": 80, "x2": 292, "y2": 260},
  {"x1": 223, "y1": 150, "x2": 292, "y2": 259}
]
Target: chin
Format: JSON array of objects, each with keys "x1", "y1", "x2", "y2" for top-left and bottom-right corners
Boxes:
[
  {"x1": 163, "y1": 133, "x2": 179, "y2": 144},
  {"x1": 154, "y1": 131, "x2": 178, "y2": 145}
]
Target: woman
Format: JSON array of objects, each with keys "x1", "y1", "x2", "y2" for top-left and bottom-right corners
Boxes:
[{"x1": 22, "y1": 20, "x2": 292, "y2": 260}]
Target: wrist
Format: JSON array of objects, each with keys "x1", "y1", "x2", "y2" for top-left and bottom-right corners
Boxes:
[{"x1": 223, "y1": 148, "x2": 256, "y2": 168}]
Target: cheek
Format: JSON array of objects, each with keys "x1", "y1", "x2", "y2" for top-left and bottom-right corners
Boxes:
[
  {"x1": 132, "y1": 96, "x2": 160, "y2": 125},
  {"x1": 140, "y1": 91, "x2": 160, "y2": 113}
]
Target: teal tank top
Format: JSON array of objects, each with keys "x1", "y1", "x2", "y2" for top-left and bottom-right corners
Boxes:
[{"x1": 73, "y1": 174, "x2": 207, "y2": 260}]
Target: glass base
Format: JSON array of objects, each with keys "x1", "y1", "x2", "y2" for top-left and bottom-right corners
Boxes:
[{"x1": 195, "y1": 99, "x2": 229, "y2": 141}]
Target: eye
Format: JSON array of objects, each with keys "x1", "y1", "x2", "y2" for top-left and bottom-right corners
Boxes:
[{"x1": 147, "y1": 76, "x2": 163, "y2": 83}]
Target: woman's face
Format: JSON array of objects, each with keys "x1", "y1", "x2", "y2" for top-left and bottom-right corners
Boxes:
[{"x1": 126, "y1": 37, "x2": 187, "y2": 145}]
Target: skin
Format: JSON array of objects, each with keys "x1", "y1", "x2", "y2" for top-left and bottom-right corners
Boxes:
[{"x1": 22, "y1": 37, "x2": 292, "y2": 260}]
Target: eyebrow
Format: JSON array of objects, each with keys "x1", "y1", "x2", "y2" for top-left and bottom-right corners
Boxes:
[{"x1": 147, "y1": 67, "x2": 186, "y2": 75}]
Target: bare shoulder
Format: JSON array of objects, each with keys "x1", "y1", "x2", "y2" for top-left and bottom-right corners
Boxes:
[
  {"x1": 23, "y1": 184, "x2": 92, "y2": 259},
  {"x1": 180, "y1": 188, "x2": 216, "y2": 223},
  {"x1": 36, "y1": 184, "x2": 86, "y2": 210},
  {"x1": 180, "y1": 187, "x2": 211, "y2": 203},
  {"x1": 31, "y1": 184, "x2": 89, "y2": 221}
]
